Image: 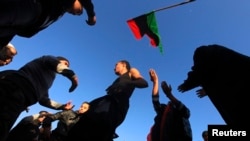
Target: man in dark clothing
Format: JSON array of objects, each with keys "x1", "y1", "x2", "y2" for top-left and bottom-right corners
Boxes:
[
  {"x1": 6, "y1": 111, "x2": 50, "y2": 141},
  {"x1": 147, "y1": 69, "x2": 192, "y2": 141},
  {"x1": 178, "y1": 44, "x2": 250, "y2": 126},
  {"x1": 0, "y1": 55, "x2": 78, "y2": 141},
  {"x1": 66, "y1": 60, "x2": 148, "y2": 141},
  {"x1": 0, "y1": 0, "x2": 96, "y2": 49}
]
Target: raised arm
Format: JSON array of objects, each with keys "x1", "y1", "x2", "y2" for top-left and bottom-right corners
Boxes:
[
  {"x1": 149, "y1": 69, "x2": 159, "y2": 96},
  {"x1": 161, "y1": 81, "x2": 179, "y2": 104},
  {"x1": 149, "y1": 69, "x2": 161, "y2": 113},
  {"x1": 130, "y1": 68, "x2": 148, "y2": 88}
]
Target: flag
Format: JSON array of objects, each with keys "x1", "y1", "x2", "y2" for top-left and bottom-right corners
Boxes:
[{"x1": 127, "y1": 12, "x2": 163, "y2": 53}]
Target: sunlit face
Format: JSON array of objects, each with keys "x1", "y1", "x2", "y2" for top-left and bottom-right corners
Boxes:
[
  {"x1": 78, "y1": 103, "x2": 90, "y2": 114},
  {"x1": 59, "y1": 60, "x2": 69, "y2": 67},
  {"x1": 38, "y1": 115, "x2": 47, "y2": 123},
  {"x1": 0, "y1": 46, "x2": 17, "y2": 66},
  {"x1": 114, "y1": 62, "x2": 126, "y2": 75},
  {"x1": 5, "y1": 47, "x2": 17, "y2": 64},
  {"x1": 67, "y1": 0, "x2": 83, "y2": 15}
]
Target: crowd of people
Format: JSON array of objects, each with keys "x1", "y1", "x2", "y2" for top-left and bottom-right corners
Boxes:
[{"x1": 1, "y1": 0, "x2": 248, "y2": 141}]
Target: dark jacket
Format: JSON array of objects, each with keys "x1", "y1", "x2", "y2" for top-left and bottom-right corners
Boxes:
[{"x1": 49, "y1": 110, "x2": 81, "y2": 136}]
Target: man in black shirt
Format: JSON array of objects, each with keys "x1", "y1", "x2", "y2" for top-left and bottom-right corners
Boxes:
[{"x1": 0, "y1": 55, "x2": 78, "y2": 141}]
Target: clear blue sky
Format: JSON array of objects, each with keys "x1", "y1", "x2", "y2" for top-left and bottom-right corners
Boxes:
[{"x1": 3, "y1": 0, "x2": 250, "y2": 141}]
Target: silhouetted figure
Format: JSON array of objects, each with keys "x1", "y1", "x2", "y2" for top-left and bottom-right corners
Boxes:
[{"x1": 178, "y1": 44, "x2": 250, "y2": 126}]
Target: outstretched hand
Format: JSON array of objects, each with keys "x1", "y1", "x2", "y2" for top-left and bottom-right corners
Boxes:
[
  {"x1": 177, "y1": 84, "x2": 186, "y2": 93},
  {"x1": 196, "y1": 88, "x2": 207, "y2": 98},
  {"x1": 64, "y1": 101, "x2": 74, "y2": 110},
  {"x1": 149, "y1": 69, "x2": 158, "y2": 83},
  {"x1": 161, "y1": 81, "x2": 172, "y2": 98},
  {"x1": 86, "y1": 16, "x2": 96, "y2": 25}
]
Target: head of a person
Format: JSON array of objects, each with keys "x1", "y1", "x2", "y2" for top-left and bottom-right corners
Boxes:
[
  {"x1": 114, "y1": 60, "x2": 131, "y2": 76},
  {"x1": 78, "y1": 102, "x2": 90, "y2": 114},
  {"x1": 38, "y1": 111, "x2": 49, "y2": 123},
  {"x1": 0, "y1": 43, "x2": 17, "y2": 66},
  {"x1": 202, "y1": 130, "x2": 208, "y2": 141},
  {"x1": 63, "y1": 0, "x2": 83, "y2": 15},
  {"x1": 56, "y1": 56, "x2": 70, "y2": 67}
]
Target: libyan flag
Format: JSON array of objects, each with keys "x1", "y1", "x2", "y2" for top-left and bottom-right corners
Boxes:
[{"x1": 127, "y1": 12, "x2": 163, "y2": 53}]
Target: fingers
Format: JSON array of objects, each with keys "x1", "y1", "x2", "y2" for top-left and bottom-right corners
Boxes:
[
  {"x1": 161, "y1": 81, "x2": 172, "y2": 94},
  {"x1": 177, "y1": 84, "x2": 186, "y2": 93},
  {"x1": 86, "y1": 16, "x2": 96, "y2": 26},
  {"x1": 196, "y1": 88, "x2": 207, "y2": 98},
  {"x1": 161, "y1": 81, "x2": 169, "y2": 89},
  {"x1": 149, "y1": 69, "x2": 157, "y2": 82}
]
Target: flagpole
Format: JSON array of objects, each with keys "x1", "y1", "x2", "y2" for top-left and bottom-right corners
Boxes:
[{"x1": 153, "y1": 0, "x2": 195, "y2": 13}]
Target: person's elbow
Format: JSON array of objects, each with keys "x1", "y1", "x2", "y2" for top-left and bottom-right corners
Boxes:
[{"x1": 137, "y1": 78, "x2": 149, "y2": 88}]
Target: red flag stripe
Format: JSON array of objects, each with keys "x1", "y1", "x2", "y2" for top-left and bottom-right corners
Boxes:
[{"x1": 127, "y1": 19, "x2": 143, "y2": 40}]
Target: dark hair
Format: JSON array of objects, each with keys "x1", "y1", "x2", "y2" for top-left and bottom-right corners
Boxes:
[
  {"x1": 56, "y1": 56, "x2": 69, "y2": 62},
  {"x1": 39, "y1": 111, "x2": 48, "y2": 118},
  {"x1": 202, "y1": 130, "x2": 208, "y2": 138},
  {"x1": 120, "y1": 60, "x2": 131, "y2": 70},
  {"x1": 62, "y1": 0, "x2": 75, "y2": 9},
  {"x1": 82, "y1": 101, "x2": 90, "y2": 105},
  {"x1": 39, "y1": 111, "x2": 48, "y2": 114},
  {"x1": 56, "y1": 56, "x2": 69, "y2": 65}
]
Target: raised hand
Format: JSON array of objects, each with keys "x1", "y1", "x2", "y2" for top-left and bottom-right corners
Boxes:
[{"x1": 196, "y1": 88, "x2": 207, "y2": 98}]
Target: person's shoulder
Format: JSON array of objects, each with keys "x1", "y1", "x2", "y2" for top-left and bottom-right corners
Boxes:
[
  {"x1": 130, "y1": 67, "x2": 139, "y2": 73},
  {"x1": 129, "y1": 68, "x2": 141, "y2": 77}
]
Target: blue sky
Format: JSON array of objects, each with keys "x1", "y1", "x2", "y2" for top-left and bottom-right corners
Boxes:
[{"x1": 3, "y1": 0, "x2": 250, "y2": 141}]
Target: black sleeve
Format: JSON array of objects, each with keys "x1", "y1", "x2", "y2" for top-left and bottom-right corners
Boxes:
[
  {"x1": 60, "y1": 69, "x2": 75, "y2": 79},
  {"x1": 152, "y1": 95, "x2": 161, "y2": 114},
  {"x1": 131, "y1": 77, "x2": 149, "y2": 88},
  {"x1": 81, "y1": 0, "x2": 95, "y2": 18},
  {"x1": 0, "y1": 36, "x2": 14, "y2": 50}
]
